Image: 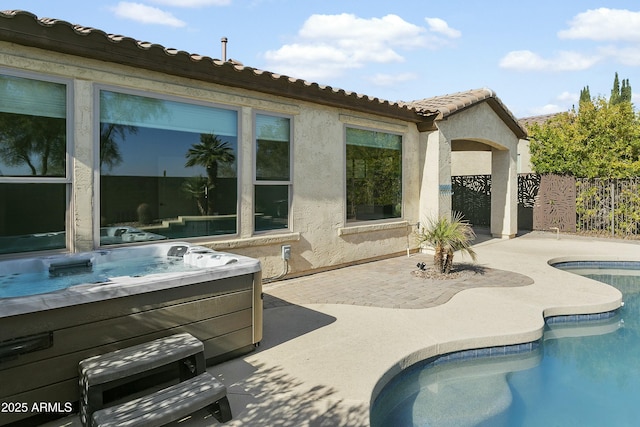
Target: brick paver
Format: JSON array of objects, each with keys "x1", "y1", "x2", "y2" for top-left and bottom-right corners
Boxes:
[{"x1": 263, "y1": 253, "x2": 533, "y2": 309}]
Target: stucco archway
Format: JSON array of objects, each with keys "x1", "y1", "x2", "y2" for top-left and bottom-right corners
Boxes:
[{"x1": 412, "y1": 89, "x2": 526, "y2": 239}]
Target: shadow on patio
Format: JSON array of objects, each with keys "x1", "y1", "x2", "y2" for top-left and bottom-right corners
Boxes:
[{"x1": 183, "y1": 299, "x2": 368, "y2": 426}]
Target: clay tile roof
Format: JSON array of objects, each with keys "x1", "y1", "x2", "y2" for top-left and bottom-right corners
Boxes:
[
  {"x1": 406, "y1": 88, "x2": 494, "y2": 117},
  {"x1": 405, "y1": 88, "x2": 527, "y2": 138},
  {"x1": 0, "y1": 10, "x2": 526, "y2": 139},
  {"x1": 518, "y1": 112, "x2": 564, "y2": 129},
  {"x1": 0, "y1": 10, "x2": 430, "y2": 124}
]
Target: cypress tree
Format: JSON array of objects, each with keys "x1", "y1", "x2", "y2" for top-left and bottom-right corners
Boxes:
[
  {"x1": 579, "y1": 85, "x2": 592, "y2": 105},
  {"x1": 621, "y1": 78, "x2": 632, "y2": 103},
  {"x1": 609, "y1": 73, "x2": 633, "y2": 105},
  {"x1": 610, "y1": 72, "x2": 621, "y2": 105}
]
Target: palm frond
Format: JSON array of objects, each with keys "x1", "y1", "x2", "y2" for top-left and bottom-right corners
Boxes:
[{"x1": 416, "y1": 212, "x2": 477, "y2": 273}]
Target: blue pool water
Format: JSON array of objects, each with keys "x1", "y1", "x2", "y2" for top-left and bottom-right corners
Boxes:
[{"x1": 371, "y1": 262, "x2": 640, "y2": 427}]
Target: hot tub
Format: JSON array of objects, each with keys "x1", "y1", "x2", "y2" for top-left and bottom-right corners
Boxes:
[{"x1": 0, "y1": 242, "x2": 262, "y2": 426}]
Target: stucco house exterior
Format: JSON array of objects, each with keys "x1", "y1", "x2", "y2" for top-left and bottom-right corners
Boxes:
[
  {"x1": 0, "y1": 10, "x2": 526, "y2": 278},
  {"x1": 452, "y1": 112, "x2": 564, "y2": 177},
  {"x1": 452, "y1": 137, "x2": 533, "y2": 176}
]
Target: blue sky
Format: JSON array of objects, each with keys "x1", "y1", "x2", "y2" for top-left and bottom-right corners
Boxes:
[{"x1": 3, "y1": 0, "x2": 640, "y2": 118}]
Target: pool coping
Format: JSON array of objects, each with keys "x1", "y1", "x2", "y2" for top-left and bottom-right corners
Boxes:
[
  {"x1": 371, "y1": 307, "x2": 622, "y2": 411},
  {"x1": 367, "y1": 273, "x2": 625, "y2": 406},
  {"x1": 230, "y1": 236, "x2": 635, "y2": 427}
]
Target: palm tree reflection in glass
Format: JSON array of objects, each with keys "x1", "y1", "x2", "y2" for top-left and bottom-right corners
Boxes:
[{"x1": 184, "y1": 133, "x2": 235, "y2": 215}]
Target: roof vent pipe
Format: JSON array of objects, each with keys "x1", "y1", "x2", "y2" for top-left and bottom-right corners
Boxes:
[{"x1": 221, "y1": 37, "x2": 228, "y2": 62}]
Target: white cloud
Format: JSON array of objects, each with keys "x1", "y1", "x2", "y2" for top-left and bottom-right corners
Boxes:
[
  {"x1": 266, "y1": 43, "x2": 351, "y2": 65},
  {"x1": 264, "y1": 14, "x2": 430, "y2": 80},
  {"x1": 297, "y1": 14, "x2": 428, "y2": 50},
  {"x1": 368, "y1": 72, "x2": 418, "y2": 86},
  {"x1": 425, "y1": 17, "x2": 461, "y2": 38},
  {"x1": 263, "y1": 43, "x2": 362, "y2": 80},
  {"x1": 501, "y1": 8, "x2": 640, "y2": 74},
  {"x1": 149, "y1": 0, "x2": 231, "y2": 6},
  {"x1": 499, "y1": 50, "x2": 544, "y2": 70},
  {"x1": 558, "y1": 8, "x2": 640, "y2": 42},
  {"x1": 599, "y1": 45, "x2": 640, "y2": 66},
  {"x1": 528, "y1": 91, "x2": 580, "y2": 116},
  {"x1": 530, "y1": 104, "x2": 567, "y2": 116},
  {"x1": 556, "y1": 91, "x2": 578, "y2": 103},
  {"x1": 111, "y1": 2, "x2": 186, "y2": 27},
  {"x1": 499, "y1": 50, "x2": 601, "y2": 71}
]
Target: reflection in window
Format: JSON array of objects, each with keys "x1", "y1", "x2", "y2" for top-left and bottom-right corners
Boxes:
[
  {"x1": 99, "y1": 91, "x2": 238, "y2": 245},
  {"x1": 0, "y1": 74, "x2": 68, "y2": 254},
  {"x1": 255, "y1": 114, "x2": 290, "y2": 231},
  {"x1": 0, "y1": 75, "x2": 67, "y2": 177},
  {"x1": 0, "y1": 183, "x2": 66, "y2": 254},
  {"x1": 346, "y1": 128, "x2": 402, "y2": 222},
  {"x1": 256, "y1": 114, "x2": 290, "y2": 181},
  {"x1": 255, "y1": 185, "x2": 289, "y2": 231}
]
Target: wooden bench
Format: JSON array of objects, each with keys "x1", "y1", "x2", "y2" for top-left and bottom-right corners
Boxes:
[
  {"x1": 79, "y1": 333, "x2": 229, "y2": 427},
  {"x1": 91, "y1": 372, "x2": 231, "y2": 427}
]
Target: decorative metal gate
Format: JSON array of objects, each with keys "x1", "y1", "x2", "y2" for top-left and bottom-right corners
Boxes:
[
  {"x1": 533, "y1": 174, "x2": 576, "y2": 232},
  {"x1": 518, "y1": 174, "x2": 541, "y2": 230},
  {"x1": 451, "y1": 175, "x2": 491, "y2": 227}
]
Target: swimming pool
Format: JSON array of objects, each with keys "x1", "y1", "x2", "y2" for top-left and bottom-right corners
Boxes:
[{"x1": 371, "y1": 261, "x2": 640, "y2": 427}]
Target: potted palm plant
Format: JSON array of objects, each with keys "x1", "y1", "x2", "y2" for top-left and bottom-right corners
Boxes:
[{"x1": 416, "y1": 212, "x2": 477, "y2": 274}]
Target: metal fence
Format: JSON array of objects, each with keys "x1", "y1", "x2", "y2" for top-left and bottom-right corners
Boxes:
[
  {"x1": 576, "y1": 178, "x2": 640, "y2": 237},
  {"x1": 451, "y1": 174, "x2": 540, "y2": 230},
  {"x1": 452, "y1": 174, "x2": 640, "y2": 238}
]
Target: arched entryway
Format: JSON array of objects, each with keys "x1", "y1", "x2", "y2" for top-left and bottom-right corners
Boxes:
[
  {"x1": 450, "y1": 138, "x2": 515, "y2": 237},
  {"x1": 414, "y1": 90, "x2": 525, "y2": 238}
]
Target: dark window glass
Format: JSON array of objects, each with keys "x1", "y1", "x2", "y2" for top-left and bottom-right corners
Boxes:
[
  {"x1": 99, "y1": 91, "x2": 238, "y2": 245},
  {"x1": 0, "y1": 183, "x2": 66, "y2": 254},
  {"x1": 0, "y1": 74, "x2": 68, "y2": 254},
  {"x1": 255, "y1": 185, "x2": 289, "y2": 231},
  {"x1": 255, "y1": 114, "x2": 291, "y2": 232},
  {"x1": 256, "y1": 114, "x2": 290, "y2": 181},
  {"x1": 346, "y1": 128, "x2": 402, "y2": 222}
]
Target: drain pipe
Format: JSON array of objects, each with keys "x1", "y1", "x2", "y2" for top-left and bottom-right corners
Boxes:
[
  {"x1": 406, "y1": 221, "x2": 421, "y2": 257},
  {"x1": 550, "y1": 227, "x2": 560, "y2": 240}
]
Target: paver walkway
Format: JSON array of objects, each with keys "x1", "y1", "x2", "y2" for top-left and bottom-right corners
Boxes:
[{"x1": 264, "y1": 253, "x2": 533, "y2": 309}]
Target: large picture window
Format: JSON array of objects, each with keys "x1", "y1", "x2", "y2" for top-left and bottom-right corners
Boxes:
[
  {"x1": 346, "y1": 127, "x2": 402, "y2": 222},
  {"x1": 254, "y1": 114, "x2": 291, "y2": 232},
  {"x1": 0, "y1": 73, "x2": 68, "y2": 254},
  {"x1": 99, "y1": 90, "x2": 238, "y2": 245}
]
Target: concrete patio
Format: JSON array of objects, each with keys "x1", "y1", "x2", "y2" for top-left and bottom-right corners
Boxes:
[{"x1": 42, "y1": 231, "x2": 640, "y2": 426}]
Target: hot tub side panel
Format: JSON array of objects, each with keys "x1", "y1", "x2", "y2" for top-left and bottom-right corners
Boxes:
[{"x1": 0, "y1": 271, "x2": 262, "y2": 426}]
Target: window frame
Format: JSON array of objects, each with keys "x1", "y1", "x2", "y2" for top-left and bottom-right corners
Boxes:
[
  {"x1": 344, "y1": 125, "x2": 404, "y2": 225},
  {"x1": 0, "y1": 68, "x2": 73, "y2": 255},
  {"x1": 0, "y1": 69, "x2": 73, "y2": 184},
  {"x1": 253, "y1": 111, "x2": 293, "y2": 234},
  {"x1": 93, "y1": 85, "x2": 242, "y2": 247}
]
